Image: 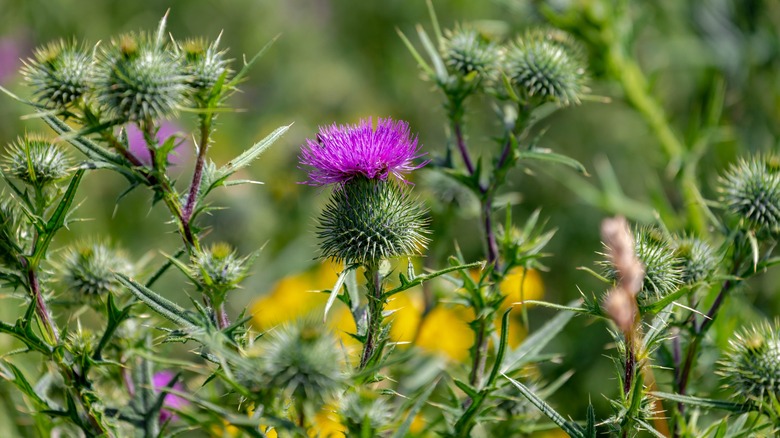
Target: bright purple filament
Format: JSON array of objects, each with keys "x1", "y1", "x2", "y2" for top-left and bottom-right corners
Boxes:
[{"x1": 299, "y1": 117, "x2": 426, "y2": 186}]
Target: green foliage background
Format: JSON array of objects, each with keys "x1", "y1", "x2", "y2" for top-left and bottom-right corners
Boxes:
[{"x1": 0, "y1": 0, "x2": 779, "y2": 434}]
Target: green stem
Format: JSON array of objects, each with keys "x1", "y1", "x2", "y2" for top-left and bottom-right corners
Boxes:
[{"x1": 359, "y1": 264, "x2": 384, "y2": 369}]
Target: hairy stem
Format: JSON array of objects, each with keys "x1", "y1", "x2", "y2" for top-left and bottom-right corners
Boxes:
[
  {"x1": 23, "y1": 263, "x2": 58, "y2": 343},
  {"x1": 360, "y1": 265, "x2": 384, "y2": 369},
  {"x1": 468, "y1": 317, "x2": 489, "y2": 388},
  {"x1": 182, "y1": 114, "x2": 213, "y2": 224},
  {"x1": 452, "y1": 118, "x2": 476, "y2": 177}
]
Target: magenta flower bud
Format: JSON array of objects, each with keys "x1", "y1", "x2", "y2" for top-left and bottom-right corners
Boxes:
[{"x1": 299, "y1": 117, "x2": 427, "y2": 186}]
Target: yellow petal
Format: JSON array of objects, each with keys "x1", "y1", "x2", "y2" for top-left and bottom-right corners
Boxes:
[
  {"x1": 415, "y1": 306, "x2": 475, "y2": 362},
  {"x1": 499, "y1": 267, "x2": 544, "y2": 309}
]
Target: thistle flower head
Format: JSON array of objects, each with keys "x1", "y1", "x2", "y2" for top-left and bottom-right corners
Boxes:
[
  {"x1": 503, "y1": 28, "x2": 587, "y2": 106},
  {"x1": 94, "y1": 32, "x2": 189, "y2": 121},
  {"x1": 299, "y1": 118, "x2": 426, "y2": 186},
  {"x1": 60, "y1": 239, "x2": 133, "y2": 296},
  {"x1": 672, "y1": 235, "x2": 717, "y2": 284},
  {"x1": 318, "y1": 177, "x2": 429, "y2": 265},
  {"x1": 21, "y1": 39, "x2": 92, "y2": 109},
  {"x1": 719, "y1": 320, "x2": 780, "y2": 406},
  {"x1": 254, "y1": 321, "x2": 344, "y2": 407},
  {"x1": 191, "y1": 242, "x2": 250, "y2": 297},
  {"x1": 601, "y1": 226, "x2": 682, "y2": 304},
  {"x1": 2, "y1": 134, "x2": 71, "y2": 188},
  {"x1": 719, "y1": 155, "x2": 780, "y2": 235},
  {"x1": 177, "y1": 36, "x2": 230, "y2": 96},
  {"x1": 442, "y1": 25, "x2": 499, "y2": 79}
]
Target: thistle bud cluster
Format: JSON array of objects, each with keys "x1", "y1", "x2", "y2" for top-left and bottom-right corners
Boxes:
[{"x1": 21, "y1": 27, "x2": 230, "y2": 121}]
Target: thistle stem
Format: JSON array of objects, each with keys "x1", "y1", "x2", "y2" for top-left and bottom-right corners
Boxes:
[
  {"x1": 468, "y1": 317, "x2": 489, "y2": 388},
  {"x1": 360, "y1": 264, "x2": 384, "y2": 369},
  {"x1": 453, "y1": 119, "x2": 476, "y2": 177},
  {"x1": 22, "y1": 260, "x2": 58, "y2": 343},
  {"x1": 182, "y1": 114, "x2": 213, "y2": 224}
]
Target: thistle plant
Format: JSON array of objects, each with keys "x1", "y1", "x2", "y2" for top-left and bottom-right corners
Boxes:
[{"x1": 0, "y1": 2, "x2": 778, "y2": 437}]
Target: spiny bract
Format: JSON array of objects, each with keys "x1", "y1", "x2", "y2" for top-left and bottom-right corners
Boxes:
[
  {"x1": 719, "y1": 155, "x2": 780, "y2": 235},
  {"x1": 503, "y1": 28, "x2": 587, "y2": 106},
  {"x1": 719, "y1": 320, "x2": 780, "y2": 405},
  {"x1": 317, "y1": 178, "x2": 429, "y2": 265},
  {"x1": 2, "y1": 134, "x2": 71, "y2": 187},
  {"x1": 21, "y1": 39, "x2": 92, "y2": 109},
  {"x1": 60, "y1": 239, "x2": 133, "y2": 296},
  {"x1": 94, "y1": 33, "x2": 189, "y2": 121},
  {"x1": 443, "y1": 26, "x2": 499, "y2": 79},
  {"x1": 177, "y1": 37, "x2": 230, "y2": 97}
]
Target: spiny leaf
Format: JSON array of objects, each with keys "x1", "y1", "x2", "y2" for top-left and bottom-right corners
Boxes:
[
  {"x1": 517, "y1": 149, "x2": 588, "y2": 176},
  {"x1": 651, "y1": 392, "x2": 752, "y2": 413},
  {"x1": 116, "y1": 273, "x2": 200, "y2": 329},
  {"x1": 504, "y1": 374, "x2": 584, "y2": 437},
  {"x1": 502, "y1": 300, "x2": 577, "y2": 373}
]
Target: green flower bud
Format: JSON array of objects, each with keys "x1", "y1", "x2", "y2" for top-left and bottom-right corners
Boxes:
[
  {"x1": 442, "y1": 26, "x2": 499, "y2": 80},
  {"x1": 177, "y1": 37, "x2": 230, "y2": 97},
  {"x1": 340, "y1": 390, "x2": 393, "y2": 434},
  {"x1": 672, "y1": 235, "x2": 717, "y2": 285},
  {"x1": 504, "y1": 28, "x2": 587, "y2": 106},
  {"x1": 60, "y1": 239, "x2": 133, "y2": 296},
  {"x1": 317, "y1": 178, "x2": 429, "y2": 265},
  {"x1": 719, "y1": 320, "x2": 780, "y2": 406},
  {"x1": 191, "y1": 242, "x2": 249, "y2": 297},
  {"x1": 243, "y1": 321, "x2": 344, "y2": 408},
  {"x1": 600, "y1": 226, "x2": 682, "y2": 304},
  {"x1": 94, "y1": 33, "x2": 189, "y2": 122},
  {"x1": 2, "y1": 134, "x2": 71, "y2": 188},
  {"x1": 719, "y1": 155, "x2": 780, "y2": 235},
  {"x1": 21, "y1": 39, "x2": 92, "y2": 109}
]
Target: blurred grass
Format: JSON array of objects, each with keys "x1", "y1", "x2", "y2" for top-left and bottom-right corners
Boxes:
[{"x1": 0, "y1": 0, "x2": 779, "y2": 430}]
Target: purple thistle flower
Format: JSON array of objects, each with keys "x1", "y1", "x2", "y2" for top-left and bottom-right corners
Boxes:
[
  {"x1": 299, "y1": 117, "x2": 426, "y2": 186},
  {"x1": 152, "y1": 371, "x2": 189, "y2": 422}
]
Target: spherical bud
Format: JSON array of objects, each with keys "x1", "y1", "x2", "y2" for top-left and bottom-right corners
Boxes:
[
  {"x1": 177, "y1": 37, "x2": 230, "y2": 97},
  {"x1": 503, "y1": 28, "x2": 587, "y2": 106},
  {"x1": 601, "y1": 226, "x2": 682, "y2": 304},
  {"x1": 718, "y1": 320, "x2": 780, "y2": 406},
  {"x1": 340, "y1": 390, "x2": 393, "y2": 434},
  {"x1": 246, "y1": 321, "x2": 344, "y2": 407},
  {"x1": 191, "y1": 242, "x2": 249, "y2": 296},
  {"x1": 60, "y1": 239, "x2": 133, "y2": 296},
  {"x1": 2, "y1": 134, "x2": 71, "y2": 188},
  {"x1": 719, "y1": 155, "x2": 780, "y2": 235},
  {"x1": 672, "y1": 236, "x2": 717, "y2": 284},
  {"x1": 94, "y1": 33, "x2": 189, "y2": 121},
  {"x1": 442, "y1": 26, "x2": 499, "y2": 81},
  {"x1": 318, "y1": 178, "x2": 429, "y2": 265},
  {"x1": 21, "y1": 40, "x2": 92, "y2": 109}
]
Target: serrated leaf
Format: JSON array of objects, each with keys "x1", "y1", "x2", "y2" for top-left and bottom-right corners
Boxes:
[
  {"x1": 504, "y1": 374, "x2": 583, "y2": 437},
  {"x1": 0, "y1": 360, "x2": 48, "y2": 407},
  {"x1": 384, "y1": 261, "x2": 483, "y2": 297},
  {"x1": 116, "y1": 273, "x2": 200, "y2": 329},
  {"x1": 215, "y1": 124, "x2": 290, "y2": 180},
  {"x1": 651, "y1": 392, "x2": 751, "y2": 413}
]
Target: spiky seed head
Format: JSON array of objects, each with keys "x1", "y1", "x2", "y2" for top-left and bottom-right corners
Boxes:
[
  {"x1": 61, "y1": 239, "x2": 133, "y2": 296},
  {"x1": 317, "y1": 178, "x2": 429, "y2": 265},
  {"x1": 249, "y1": 321, "x2": 344, "y2": 407},
  {"x1": 191, "y1": 242, "x2": 249, "y2": 297},
  {"x1": 2, "y1": 134, "x2": 71, "y2": 187},
  {"x1": 601, "y1": 226, "x2": 682, "y2": 304},
  {"x1": 503, "y1": 28, "x2": 588, "y2": 106},
  {"x1": 94, "y1": 32, "x2": 189, "y2": 121},
  {"x1": 340, "y1": 390, "x2": 394, "y2": 434},
  {"x1": 719, "y1": 320, "x2": 780, "y2": 406},
  {"x1": 442, "y1": 26, "x2": 499, "y2": 80},
  {"x1": 177, "y1": 37, "x2": 230, "y2": 96},
  {"x1": 719, "y1": 155, "x2": 780, "y2": 235},
  {"x1": 672, "y1": 236, "x2": 717, "y2": 284},
  {"x1": 21, "y1": 39, "x2": 92, "y2": 109}
]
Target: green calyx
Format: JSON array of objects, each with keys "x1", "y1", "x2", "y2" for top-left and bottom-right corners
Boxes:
[
  {"x1": 22, "y1": 39, "x2": 92, "y2": 109},
  {"x1": 503, "y1": 28, "x2": 588, "y2": 107},
  {"x1": 2, "y1": 134, "x2": 71, "y2": 188},
  {"x1": 95, "y1": 33, "x2": 189, "y2": 122},
  {"x1": 719, "y1": 155, "x2": 780, "y2": 235},
  {"x1": 719, "y1": 320, "x2": 780, "y2": 405},
  {"x1": 317, "y1": 178, "x2": 429, "y2": 265}
]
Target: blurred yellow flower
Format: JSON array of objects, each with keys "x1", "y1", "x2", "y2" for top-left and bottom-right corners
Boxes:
[
  {"x1": 499, "y1": 267, "x2": 544, "y2": 309},
  {"x1": 385, "y1": 290, "x2": 424, "y2": 343},
  {"x1": 415, "y1": 306, "x2": 475, "y2": 362}
]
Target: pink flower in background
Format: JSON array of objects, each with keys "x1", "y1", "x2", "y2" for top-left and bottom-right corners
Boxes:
[
  {"x1": 126, "y1": 121, "x2": 190, "y2": 165},
  {"x1": 0, "y1": 34, "x2": 28, "y2": 85},
  {"x1": 152, "y1": 371, "x2": 190, "y2": 422}
]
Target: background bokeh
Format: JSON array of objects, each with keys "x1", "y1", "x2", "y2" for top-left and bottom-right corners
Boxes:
[{"x1": 1, "y1": 0, "x2": 779, "y2": 435}]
